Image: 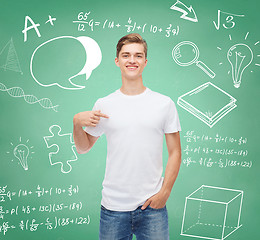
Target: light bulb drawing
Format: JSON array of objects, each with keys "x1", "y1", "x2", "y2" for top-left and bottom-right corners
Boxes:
[
  {"x1": 217, "y1": 32, "x2": 260, "y2": 88},
  {"x1": 227, "y1": 44, "x2": 253, "y2": 88},
  {"x1": 7, "y1": 137, "x2": 34, "y2": 170},
  {"x1": 13, "y1": 144, "x2": 29, "y2": 170}
]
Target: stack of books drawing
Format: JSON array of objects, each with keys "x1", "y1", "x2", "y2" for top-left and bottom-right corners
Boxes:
[{"x1": 177, "y1": 82, "x2": 237, "y2": 128}]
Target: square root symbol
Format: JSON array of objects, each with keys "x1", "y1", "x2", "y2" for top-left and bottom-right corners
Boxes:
[{"x1": 181, "y1": 185, "x2": 243, "y2": 240}]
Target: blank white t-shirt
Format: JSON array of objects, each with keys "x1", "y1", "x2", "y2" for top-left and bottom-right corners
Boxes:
[{"x1": 85, "y1": 88, "x2": 181, "y2": 211}]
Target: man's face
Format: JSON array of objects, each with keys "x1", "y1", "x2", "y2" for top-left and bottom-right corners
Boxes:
[{"x1": 115, "y1": 43, "x2": 147, "y2": 80}]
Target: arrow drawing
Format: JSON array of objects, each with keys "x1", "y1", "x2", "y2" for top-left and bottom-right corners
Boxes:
[{"x1": 170, "y1": 0, "x2": 198, "y2": 22}]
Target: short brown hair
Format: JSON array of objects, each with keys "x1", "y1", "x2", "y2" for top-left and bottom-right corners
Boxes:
[{"x1": 116, "y1": 33, "x2": 147, "y2": 58}]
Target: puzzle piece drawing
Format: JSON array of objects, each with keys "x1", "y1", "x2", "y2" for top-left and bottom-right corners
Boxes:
[{"x1": 43, "y1": 125, "x2": 78, "y2": 173}]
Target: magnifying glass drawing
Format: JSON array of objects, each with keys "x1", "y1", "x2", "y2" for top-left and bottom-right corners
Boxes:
[{"x1": 172, "y1": 41, "x2": 216, "y2": 78}]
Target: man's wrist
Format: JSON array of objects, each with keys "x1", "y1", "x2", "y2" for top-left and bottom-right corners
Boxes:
[
  {"x1": 160, "y1": 188, "x2": 171, "y2": 199},
  {"x1": 73, "y1": 114, "x2": 81, "y2": 126}
]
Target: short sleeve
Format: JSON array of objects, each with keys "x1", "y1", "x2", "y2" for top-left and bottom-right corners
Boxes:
[
  {"x1": 163, "y1": 99, "x2": 181, "y2": 133},
  {"x1": 84, "y1": 99, "x2": 104, "y2": 137}
]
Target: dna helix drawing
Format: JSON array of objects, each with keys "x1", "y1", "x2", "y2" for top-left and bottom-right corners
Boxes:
[{"x1": 0, "y1": 82, "x2": 59, "y2": 112}]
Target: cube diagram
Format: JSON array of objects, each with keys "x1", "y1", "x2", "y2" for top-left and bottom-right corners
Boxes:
[{"x1": 181, "y1": 185, "x2": 243, "y2": 240}]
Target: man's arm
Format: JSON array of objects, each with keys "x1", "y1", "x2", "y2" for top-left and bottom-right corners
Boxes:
[
  {"x1": 73, "y1": 121, "x2": 98, "y2": 154},
  {"x1": 141, "y1": 131, "x2": 181, "y2": 209},
  {"x1": 73, "y1": 110, "x2": 109, "y2": 154}
]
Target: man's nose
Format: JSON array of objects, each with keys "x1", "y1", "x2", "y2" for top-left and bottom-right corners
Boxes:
[{"x1": 129, "y1": 55, "x2": 135, "y2": 63}]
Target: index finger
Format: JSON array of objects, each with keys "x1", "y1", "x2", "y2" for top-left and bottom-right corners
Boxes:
[
  {"x1": 141, "y1": 199, "x2": 151, "y2": 210},
  {"x1": 94, "y1": 111, "x2": 109, "y2": 118}
]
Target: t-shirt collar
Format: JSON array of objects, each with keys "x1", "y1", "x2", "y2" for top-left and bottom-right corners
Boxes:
[{"x1": 117, "y1": 87, "x2": 150, "y2": 98}]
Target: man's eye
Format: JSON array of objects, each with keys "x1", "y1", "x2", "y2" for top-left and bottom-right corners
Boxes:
[{"x1": 122, "y1": 55, "x2": 128, "y2": 57}]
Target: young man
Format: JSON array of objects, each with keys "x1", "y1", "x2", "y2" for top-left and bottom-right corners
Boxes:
[{"x1": 73, "y1": 33, "x2": 181, "y2": 240}]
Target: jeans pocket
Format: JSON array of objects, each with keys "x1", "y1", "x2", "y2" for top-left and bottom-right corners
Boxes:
[{"x1": 147, "y1": 205, "x2": 166, "y2": 211}]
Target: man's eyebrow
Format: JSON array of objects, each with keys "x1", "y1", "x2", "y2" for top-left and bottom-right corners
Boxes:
[{"x1": 120, "y1": 52, "x2": 144, "y2": 55}]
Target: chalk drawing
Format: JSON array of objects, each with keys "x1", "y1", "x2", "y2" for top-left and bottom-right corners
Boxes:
[
  {"x1": 7, "y1": 137, "x2": 34, "y2": 170},
  {"x1": 30, "y1": 36, "x2": 102, "y2": 90},
  {"x1": 43, "y1": 125, "x2": 78, "y2": 174},
  {"x1": 217, "y1": 32, "x2": 259, "y2": 85},
  {"x1": 0, "y1": 38, "x2": 23, "y2": 74},
  {"x1": 170, "y1": 0, "x2": 198, "y2": 22},
  {"x1": 181, "y1": 185, "x2": 243, "y2": 240},
  {"x1": 0, "y1": 82, "x2": 58, "y2": 112},
  {"x1": 177, "y1": 82, "x2": 237, "y2": 128},
  {"x1": 13, "y1": 144, "x2": 29, "y2": 171},
  {"x1": 227, "y1": 43, "x2": 253, "y2": 88},
  {"x1": 172, "y1": 41, "x2": 216, "y2": 78}
]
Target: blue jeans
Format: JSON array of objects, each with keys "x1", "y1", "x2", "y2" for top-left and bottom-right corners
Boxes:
[{"x1": 99, "y1": 205, "x2": 169, "y2": 240}]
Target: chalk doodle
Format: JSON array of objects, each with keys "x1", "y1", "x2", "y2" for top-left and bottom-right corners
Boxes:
[
  {"x1": 30, "y1": 36, "x2": 102, "y2": 90},
  {"x1": 217, "y1": 32, "x2": 259, "y2": 87},
  {"x1": 181, "y1": 185, "x2": 243, "y2": 240},
  {"x1": 227, "y1": 43, "x2": 253, "y2": 88},
  {"x1": 172, "y1": 41, "x2": 216, "y2": 78},
  {"x1": 177, "y1": 82, "x2": 237, "y2": 128},
  {"x1": 6, "y1": 137, "x2": 35, "y2": 170},
  {"x1": 43, "y1": 125, "x2": 78, "y2": 174},
  {"x1": 0, "y1": 82, "x2": 58, "y2": 112},
  {"x1": 0, "y1": 38, "x2": 23, "y2": 74},
  {"x1": 170, "y1": 0, "x2": 198, "y2": 22}
]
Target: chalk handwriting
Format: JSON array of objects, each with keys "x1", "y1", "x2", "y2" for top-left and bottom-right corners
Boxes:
[
  {"x1": 0, "y1": 202, "x2": 83, "y2": 220},
  {"x1": 183, "y1": 131, "x2": 247, "y2": 145},
  {"x1": 22, "y1": 16, "x2": 41, "y2": 42},
  {"x1": 73, "y1": 12, "x2": 180, "y2": 38},
  {"x1": 182, "y1": 131, "x2": 251, "y2": 169},
  {"x1": 0, "y1": 185, "x2": 79, "y2": 202},
  {"x1": 0, "y1": 185, "x2": 88, "y2": 236},
  {"x1": 213, "y1": 10, "x2": 245, "y2": 30},
  {"x1": 0, "y1": 216, "x2": 90, "y2": 235},
  {"x1": 45, "y1": 15, "x2": 56, "y2": 25}
]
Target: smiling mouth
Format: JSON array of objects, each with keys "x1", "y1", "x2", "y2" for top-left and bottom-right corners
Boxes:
[{"x1": 126, "y1": 66, "x2": 138, "y2": 70}]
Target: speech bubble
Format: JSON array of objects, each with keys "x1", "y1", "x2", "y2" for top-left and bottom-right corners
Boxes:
[{"x1": 30, "y1": 36, "x2": 102, "y2": 90}]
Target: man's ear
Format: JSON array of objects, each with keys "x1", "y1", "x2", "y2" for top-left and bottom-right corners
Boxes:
[
  {"x1": 144, "y1": 58, "x2": 148, "y2": 67},
  {"x1": 115, "y1": 57, "x2": 119, "y2": 67}
]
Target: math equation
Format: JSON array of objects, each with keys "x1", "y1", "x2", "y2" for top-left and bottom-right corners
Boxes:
[
  {"x1": 73, "y1": 11, "x2": 180, "y2": 38},
  {"x1": 0, "y1": 184, "x2": 90, "y2": 236},
  {"x1": 182, "y1": 131, "x2": 251, "y2": 169}
]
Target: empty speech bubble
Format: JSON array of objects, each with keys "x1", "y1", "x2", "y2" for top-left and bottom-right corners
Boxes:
[{"x1": 30, "y1": 36, "x2": 102, "y2": 90}]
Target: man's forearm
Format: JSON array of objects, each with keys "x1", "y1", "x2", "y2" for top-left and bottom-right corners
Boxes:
[
  {"x1": 141, "y1": 148, "x2": 181, "y2": 210},
  {"x1": 160, "y1": 150, "x2": 181, "y2": 198},
  {"x1": 73, "y1": 121, "x2": 91, "y2": 154}
]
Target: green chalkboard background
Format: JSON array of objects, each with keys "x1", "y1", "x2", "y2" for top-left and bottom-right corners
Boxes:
[{"x1": 0, "y1": 0, "x2": 259, "y2": 239}]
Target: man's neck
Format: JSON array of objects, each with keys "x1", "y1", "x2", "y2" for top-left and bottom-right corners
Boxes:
[{"x1": 120, "y1": 78, "x2": 146, "y2": 96}]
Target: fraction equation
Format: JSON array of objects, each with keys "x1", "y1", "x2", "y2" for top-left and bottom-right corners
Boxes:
[
  {"x1": 73, "y1": 11, "x2": 180, "y2": 38},
  {"x1": 0, "y1": 184, "x2": 79, "y2": 202},
  {"x1": 0, "y1": 215, "x2": 90, "y2": 235}
]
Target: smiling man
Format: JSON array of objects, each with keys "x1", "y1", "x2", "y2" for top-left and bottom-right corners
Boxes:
[{"x1": 73, "y1": 33, "x2": 182, "y2": 240}]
